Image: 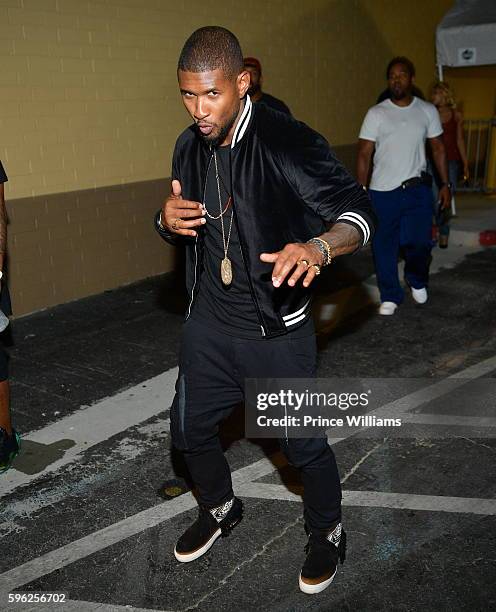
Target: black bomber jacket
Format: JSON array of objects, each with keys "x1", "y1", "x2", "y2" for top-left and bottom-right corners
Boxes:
[{"x1": 155, "y1": 95, "x2": 377, "y2": 338}]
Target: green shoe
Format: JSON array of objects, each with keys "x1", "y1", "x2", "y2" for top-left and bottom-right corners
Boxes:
[{"x1": 0, "y1": 427, "x2": 21, "y2": 473}]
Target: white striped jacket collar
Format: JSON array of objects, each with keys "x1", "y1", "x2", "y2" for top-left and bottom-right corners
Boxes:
[{"x1": 231, "y1": 94, "x2": 253, "y2": 149}]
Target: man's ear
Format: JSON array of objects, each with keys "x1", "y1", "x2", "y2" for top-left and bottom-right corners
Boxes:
[{"x1": 238, "y1": 70, "x2": 250, "y2": 98}]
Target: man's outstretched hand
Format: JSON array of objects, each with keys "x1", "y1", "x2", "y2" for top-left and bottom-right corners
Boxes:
[
  {"x1": 260, "y1": 242, "x2": 324, "y2": 288},
  {"x1": 161, "y1": 179, "x2": 206, "y2": 237}
]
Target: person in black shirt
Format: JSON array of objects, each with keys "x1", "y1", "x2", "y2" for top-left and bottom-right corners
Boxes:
[
  {"x1": 157, "y1": 27, "x2": 375, "y2": 595},
  {"x1": 192, "y1": 141, "x2": 313, "y2": 339},
  {"x1": 244, "y1": 56, "x2": 291, "y2": 115},
  {"x1": 192, "y1": 142, "x2": 261, "y2": 337},
  {"x1": 0, "y1": 161, "x2": 20, "y2": 473}
]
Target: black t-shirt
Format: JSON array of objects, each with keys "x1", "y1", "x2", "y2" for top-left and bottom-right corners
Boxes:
[
  {"x1": 0, "y1": 161, "x2": 7, "y2": 184},
  {"x1": 191, "y1": 144, "x2": 262, "y2": 338},
  {"x1": 190, "y1": 144, "x2": 313, "y2": 340}
]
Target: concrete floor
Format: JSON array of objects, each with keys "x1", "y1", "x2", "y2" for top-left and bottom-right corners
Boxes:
[{"x1": 0, "y1": 241, "x2": 495, "y2": 612}]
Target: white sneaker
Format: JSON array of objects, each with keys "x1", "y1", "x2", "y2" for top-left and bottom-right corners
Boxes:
[
  {"x1": 379, "y1": 301, "x2": 397, "y2": 315},
  {"x1": 411, "y1": 287, "x2": 428, "y2": 304}
]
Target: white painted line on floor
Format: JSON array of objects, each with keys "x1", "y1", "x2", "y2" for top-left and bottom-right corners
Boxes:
[
  {"x1": 355, "y1": 354, "x2": 496, "y2": 422},
  {"x1": 0, "y1": 494, "x2": 198, "y2": 596},
  {"x1": 239, "y1": 482, "x2": 302, "y2": 502},
  {"x1": 231, "y1": 452, "x2": 287, "y2": 486},
  {"x1": 2, "y1": 354, "x2": 494, "y2": 594},
  {"x1": 0, "y1": 419, "x2": 171, "y2": 535},
  {"x1": 1, "y1": 368, "x2": 178, "y2": 497},
  {"x1": 325, "y1": 353, "x2": 496, "y2": 446},
  {"x1": 0, "y1": 452, "x2": 284, "y2": 597},
  {"x1": 449, "y1": 354, "x2": 496, "y2": 379},
  {"x1": 343, "y1": 490, "x2": 496, "y2": 515},
  {"x1": 239, "y1": 482, "x2": 496, "y2": 515},
  {"x1": 402, "y1": 413, "x2": 496, "y2": 429},
  {"x1": 0, "y1": 243, "x2": 490, "y2": 610},
  {"x1": 5, "y1": 245, "x2": 491, "y2": 498}
]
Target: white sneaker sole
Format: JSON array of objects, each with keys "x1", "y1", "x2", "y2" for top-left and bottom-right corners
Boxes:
[
  {"x1": 174, "y1": 527, "x2": 222, "y2": 563},
  {"x1": 299, "y1": 567, "x2": 337, "y2": 594},
  {"x1": 378, "y1": 302, "x2": 397, "y2": 316},
  {"x1": 411, "y1": 288, "x2": 428, "y2": 304}
]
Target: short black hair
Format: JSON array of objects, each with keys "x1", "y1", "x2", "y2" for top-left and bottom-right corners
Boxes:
[
  {"x1": 178, "y1": 26, "x2": 244, "y2": 80},
  {"x1": 386, "y1": 56, "x2": 416, "y2": 79}
]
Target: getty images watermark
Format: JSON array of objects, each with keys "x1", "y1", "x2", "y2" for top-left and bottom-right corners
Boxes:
[
  {"x1": 244, "y1": 378, "x2": 496, "y2": 439},
  {"x1": 255, "y1": 388, "x2": 401, "y2": 428}
]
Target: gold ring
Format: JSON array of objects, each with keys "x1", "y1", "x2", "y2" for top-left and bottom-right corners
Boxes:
[
  {"x1": 171, "y1": 218, "x2": 180, "y2": 231},
  {"x1": 297, "y1": 259, "x2": 310, "y2": 267},
  {"x1": 311, "y1": 264, "x2": 321, "y2": 275}
]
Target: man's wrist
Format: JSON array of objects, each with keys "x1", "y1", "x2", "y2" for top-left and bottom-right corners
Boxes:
[
  {"x1": 306, "y1": 237, "x2": 333, "y2": 266},
  {"x1": 306, "y1": 242, "x2": 325, "y2": 266}
]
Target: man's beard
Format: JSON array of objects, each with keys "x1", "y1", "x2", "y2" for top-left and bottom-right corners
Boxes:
[
  {"x1": 390, "y1": 87, "x2": 408, "y2": 101},
  {"x1": 247, "y1": 83, "x2": 260, "y2": 98},
  {"x1": 198, "y1": 107, "x2": 240, "y2": 148}
]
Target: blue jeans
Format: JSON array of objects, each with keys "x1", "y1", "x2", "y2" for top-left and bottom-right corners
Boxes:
[{"x1": 370, "y1": 184, "x2": 433, "y2": 304}]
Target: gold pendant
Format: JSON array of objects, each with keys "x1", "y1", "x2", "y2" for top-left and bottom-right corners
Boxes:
[{"x1": 221, "y1": 257, "x2": 233, "y2": 286}]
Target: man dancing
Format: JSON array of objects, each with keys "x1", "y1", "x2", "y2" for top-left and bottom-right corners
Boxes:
[{"x1": 156, "y1": 26, "x2": 375, "y2": 594}]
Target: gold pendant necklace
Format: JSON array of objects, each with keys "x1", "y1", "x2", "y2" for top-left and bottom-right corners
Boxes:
[
  {"x1": 214, "y1": 151, "x2": 234, "y2": 286},
  {"x1": 220, "y1": 257, "x2": 233, "y2": 285}
]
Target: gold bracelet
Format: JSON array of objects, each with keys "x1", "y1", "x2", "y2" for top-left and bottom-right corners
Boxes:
[{"x1": 307, "y1": 237, "x2": 333, "y2": 266}]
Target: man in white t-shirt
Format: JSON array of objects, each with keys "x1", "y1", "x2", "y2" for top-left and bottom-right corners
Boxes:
[{"x1": 357, "y1": 57, "x2": 451, "y2": 315}]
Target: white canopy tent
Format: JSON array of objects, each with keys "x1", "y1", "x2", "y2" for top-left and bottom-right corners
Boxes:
[{"x1": 436, "y1": 0, "x2": 496, "y2": 79}]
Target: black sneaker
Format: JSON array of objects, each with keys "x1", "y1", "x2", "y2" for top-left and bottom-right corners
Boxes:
[
  {"x1": 174, "y1": 496, "x2": 243, "y2": 563},
  {"x1": 299, "y1": 521, "x2": 346, "y2": 594},
  {"x1": 0, "y1": 427, "x2": 21, "y2": 473}
]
